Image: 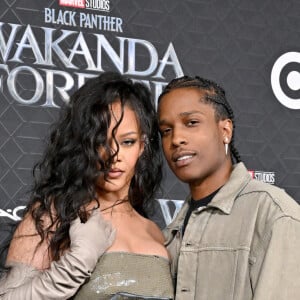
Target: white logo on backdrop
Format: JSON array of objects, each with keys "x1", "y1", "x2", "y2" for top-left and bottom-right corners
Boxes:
[
  {"x1": 156, "y1": 199, "x2": 184, "y2": 225},
  {"x1": 0, "y1": 206, "x2": 26, "y2": 221},
  {"x1": 271, "y1": 51, "x2": 300, "y2": 110},
  {"x1": 0, "y1": 202, "x2": 184, "y2": 225}
]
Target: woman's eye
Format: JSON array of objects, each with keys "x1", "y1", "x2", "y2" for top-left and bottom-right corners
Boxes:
[{"x1": 122, "y1": 139, "x2": 136, "y2": 146}]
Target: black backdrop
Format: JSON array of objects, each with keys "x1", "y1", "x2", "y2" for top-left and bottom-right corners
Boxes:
[{"x1": 0, "y1": 0, "x2": 300, "y2": 238}]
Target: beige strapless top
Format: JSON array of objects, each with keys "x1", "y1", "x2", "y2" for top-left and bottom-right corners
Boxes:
[{"x1": 74, "y1": 252, "x2": 174, "y2": 300}]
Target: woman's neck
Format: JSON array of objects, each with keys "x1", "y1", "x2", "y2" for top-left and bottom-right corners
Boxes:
[{"x1": 100, "y1": 198, "x2": 132, "y2": 214}]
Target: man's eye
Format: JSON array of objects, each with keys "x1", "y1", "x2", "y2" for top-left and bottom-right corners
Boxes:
[
  {"x1": 160, "y1": 128, "x2": 171, "y2": 136},
  {"x1": 187, "y1": 120, "x2": 199, "y2": 126}
]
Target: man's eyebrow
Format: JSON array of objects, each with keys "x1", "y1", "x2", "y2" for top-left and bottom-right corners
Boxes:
[
  {"x1": 179, "y1": 110, "x2": 205, "y2": 117},
  {"x1": 159, "y1": 110, "x2": 204, "y2": 126}
]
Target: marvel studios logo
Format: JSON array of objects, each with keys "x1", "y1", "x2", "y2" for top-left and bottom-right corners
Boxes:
[
  {"x1": 248, "y1": 170, "x2": 275, "y2": 185},
  {"x1": 59, "y1": 0, "x2": 110, "y2": 12}
]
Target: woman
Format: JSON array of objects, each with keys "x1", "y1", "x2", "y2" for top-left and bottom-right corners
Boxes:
[{"x1": 0, "y1": 72, "x2": 174, "y2": 299}]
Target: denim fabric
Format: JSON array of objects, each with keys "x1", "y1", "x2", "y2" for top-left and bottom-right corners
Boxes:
[{"x1": 164, "y1": 163, "x2": 300, "y2": 300}]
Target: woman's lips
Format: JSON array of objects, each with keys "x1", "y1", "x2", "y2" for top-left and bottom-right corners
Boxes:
[{"x1": 108, "y1": 169, "x2": 123, "y2": 178}]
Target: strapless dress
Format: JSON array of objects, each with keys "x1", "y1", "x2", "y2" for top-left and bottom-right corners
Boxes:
[{"x1": 74, "y1": 251, "x2": 174, "y2": 300}]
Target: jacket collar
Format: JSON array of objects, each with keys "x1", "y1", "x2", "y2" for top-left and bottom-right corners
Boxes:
[
  {"x1": 207, "y1": 162, "x2": 251, "y2": 214},
  {"x1": 165, "y1": 162, "x2": 251, "y2": 232}
]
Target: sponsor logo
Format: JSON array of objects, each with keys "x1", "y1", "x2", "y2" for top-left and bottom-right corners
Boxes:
[
  {"x1": 85, "y1": 0, "x2": 110, "y2": 12},
  {"x1": 59, "y1": 0, "x2": 85, "y2": 9},
  {"x1": 0, "y1": 206, "x2": 26, "y2": 221},
  {"x1": 59, "y1": 0, "x2": 110, "y2": 12},
  {"x1": 248, "y1": 170, "x2": 275, "y2": 185},
  {"x1": 156, "y1": 199, "x2": 184, "y2": 225},
  {"x1": 271, "y1": 51, "x2": 300, "y2": 110}
]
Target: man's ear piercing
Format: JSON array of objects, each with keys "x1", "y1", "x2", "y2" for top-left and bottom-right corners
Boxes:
[{"x1": 224, "y1": 138, "x2": 229, "y2": 155}]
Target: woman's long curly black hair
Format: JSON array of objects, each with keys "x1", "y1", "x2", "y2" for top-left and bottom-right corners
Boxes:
[
  {"x1": 24, "y1": 72, "x2": 162, "y2": 261},
  {"x1": 158, "y1": 75, "x2": 241, "y2": 163}
]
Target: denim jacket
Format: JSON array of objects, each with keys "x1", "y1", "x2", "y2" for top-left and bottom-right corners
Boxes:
[{"x1": 164, "y1": 162, "x2": 300, "y2": 300}]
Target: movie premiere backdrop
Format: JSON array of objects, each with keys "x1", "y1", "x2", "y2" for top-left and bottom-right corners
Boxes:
[{"x1": 0, "y1": 0, "x2": 300, "y2": 240}]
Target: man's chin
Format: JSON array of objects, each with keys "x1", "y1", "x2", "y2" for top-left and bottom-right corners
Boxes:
[{"x1": 173, "y1": 171, "x2": 195, "y2": 184}]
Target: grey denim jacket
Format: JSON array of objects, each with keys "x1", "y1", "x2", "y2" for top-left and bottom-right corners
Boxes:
[{"x1": 164, "y1": 162, "x2": 300, "y2": 300}]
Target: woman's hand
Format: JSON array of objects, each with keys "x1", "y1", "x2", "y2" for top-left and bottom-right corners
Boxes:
[{"x1": 70, "y1": 209, "x2": 116, "y2": 264}]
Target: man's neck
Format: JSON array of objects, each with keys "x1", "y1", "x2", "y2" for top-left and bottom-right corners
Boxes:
[{"x1": 190, "y1": 160, "x2": 233, "y2": 200}]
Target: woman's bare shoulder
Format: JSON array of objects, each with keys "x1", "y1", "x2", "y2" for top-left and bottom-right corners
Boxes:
[
  {"x1": 142, "y1": 217, "x2": 165, "y2": 244},
  {"x1": 6, "y1": 212, "x2": 52, "y2": 270}
]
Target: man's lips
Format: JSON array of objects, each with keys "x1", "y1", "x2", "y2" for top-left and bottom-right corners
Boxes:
[
  {"x1": 171, "y1": 151, "x2": 195, "y2": 167},
  {"x1": 172, "y1": 151, "x2": 195, "y2": 162}
]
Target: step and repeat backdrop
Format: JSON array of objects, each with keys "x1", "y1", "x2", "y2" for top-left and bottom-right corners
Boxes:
[{"x1": 0, "y1": 0, "x2": 299, "y2": 236}]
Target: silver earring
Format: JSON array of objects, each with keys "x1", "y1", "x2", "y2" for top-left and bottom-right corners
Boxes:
[
  {"x1": 224, "y1": 137, "x2": 229, "y2": 155},
  {"x1": 225, "y1": 143, "x2": 228, "y2": 155}
]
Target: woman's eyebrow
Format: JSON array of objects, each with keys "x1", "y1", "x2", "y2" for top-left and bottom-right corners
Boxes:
[{"x1": 118, "y1": 131, "x2": 139, "y2": 138}]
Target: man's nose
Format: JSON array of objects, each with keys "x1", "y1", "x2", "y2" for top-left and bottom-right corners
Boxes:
[{"x1": 171, "y1": 128, "x2": 187, "y2": 147}]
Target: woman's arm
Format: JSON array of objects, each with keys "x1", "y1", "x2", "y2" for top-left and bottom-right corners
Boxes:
[{"x1": 0, "y1": 210, "x2": 115, "y2": 299}]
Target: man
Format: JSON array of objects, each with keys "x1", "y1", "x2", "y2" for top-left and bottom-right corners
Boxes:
[{"x1": 158, "y1": 75, "x2": 300, "y2": 299}]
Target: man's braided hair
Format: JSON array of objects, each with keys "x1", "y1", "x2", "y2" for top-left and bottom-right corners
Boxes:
[{"x1": 158, "y1": 75, "x2": 241, "y2": 163}]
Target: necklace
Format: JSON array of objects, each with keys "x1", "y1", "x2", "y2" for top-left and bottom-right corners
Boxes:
[{"x1": 100, "y1": 198, "x2": 130, "y2": 213}]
